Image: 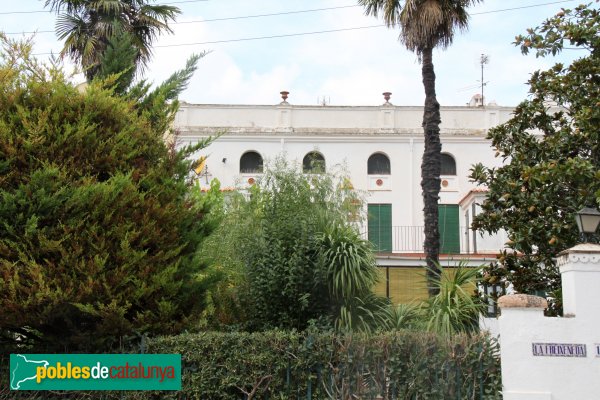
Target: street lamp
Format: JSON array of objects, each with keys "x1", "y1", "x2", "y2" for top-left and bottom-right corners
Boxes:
[{"x1": 574, "y1": 206, "x2": 600, "y2": 242}]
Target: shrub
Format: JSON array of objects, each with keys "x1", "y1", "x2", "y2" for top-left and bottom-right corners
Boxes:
[
  {"x1": 135, "y1": 330, "x2": 502, "y2": 399},
  {"x1": 203, "y1": 159, "x2": 386, "y2": 332},
  {"x1": 0, "y1": 38, "x2": 218, "y2": 352}
]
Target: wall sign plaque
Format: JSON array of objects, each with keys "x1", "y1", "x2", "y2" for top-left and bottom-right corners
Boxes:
[{"x1": 532, "y1": 343, "x2": 586, "y2": 357}]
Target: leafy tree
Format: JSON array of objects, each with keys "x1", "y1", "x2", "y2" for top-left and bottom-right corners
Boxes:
[
  {"x1": 359, "y1": 0, "x2": 481, "y2": 295},
  {"x1": 469, "y1": 2, "x2": 600, "y2": 304},
  {"x1": 45, "y1": 0, "x2": 179, "y2": 80},
  {"x1": 0, "y1": 36, "x2": 217, "y2": 351},
  {"x1": 203, "y1": 159, "x2": 385, "y2": 331}
]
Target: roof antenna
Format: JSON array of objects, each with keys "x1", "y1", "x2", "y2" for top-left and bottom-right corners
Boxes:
[
  {"x1": 480, "y1": 54, "x2": 489, "y2": 107},
  {"x1": 317, "y1": 96, "x2": 330, "y2": 106}
]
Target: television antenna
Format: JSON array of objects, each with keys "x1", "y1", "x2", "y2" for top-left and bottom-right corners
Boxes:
[
  {"x1": 480, "y1": 54, "x2": 490, "y2": 107},
  {"x1": 317, "y1": 96, "x2": 330, "y2": 106}
]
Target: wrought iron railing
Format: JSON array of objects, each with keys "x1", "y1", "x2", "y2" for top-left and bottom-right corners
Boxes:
[
  {"x1": 365, "y1": 225, "x2": 467, "y2": 254},
  {"x1": 365, "y1": 225, "x2": 505, "y2": 254}
]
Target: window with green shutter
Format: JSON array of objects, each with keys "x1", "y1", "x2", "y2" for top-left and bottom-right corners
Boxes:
[
  {"x1": 439, "y1": 204, "x2": 460, "y2": 254},
  {"x1": 368, "y1": 204, "x2": 392, "y2": 252}
]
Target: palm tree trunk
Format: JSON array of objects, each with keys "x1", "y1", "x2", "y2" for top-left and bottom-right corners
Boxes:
[{"x1": 420, "y1": 46, "x2": 442, "y2": 296}]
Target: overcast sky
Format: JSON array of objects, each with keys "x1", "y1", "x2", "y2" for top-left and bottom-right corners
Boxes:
[{"x1": 0, "y1": 0, "x2": 583, "y2": 107}]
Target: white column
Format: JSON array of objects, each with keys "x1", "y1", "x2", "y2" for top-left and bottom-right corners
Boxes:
[{"x1": 557, "y1": 243, "x2": 600, "y2": 317}]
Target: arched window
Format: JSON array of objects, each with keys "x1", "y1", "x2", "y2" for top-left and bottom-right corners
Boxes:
[
  {"x1": 240, "y1": 151, "x2": 263, "y2": 173},
  {"x1": 440, "y1": 153, "x2": 456, "y2": 175},
  {"x1": 367, "y1": 153, "x2": 391, "y2": 175},
  {"x1": 302, "y1": 151, "x2": 326, "y2": 173}
]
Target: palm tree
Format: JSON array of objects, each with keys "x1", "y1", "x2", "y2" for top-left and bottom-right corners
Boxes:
[
  {"x1": 45, "y1": 0, "x2": 180, "y2": 80},
  {"x1": 358, "y1": 0, "x2": 481, "y2": 295}
]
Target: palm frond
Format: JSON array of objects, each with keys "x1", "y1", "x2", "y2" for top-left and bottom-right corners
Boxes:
[
  {"x1": 336, "y1": 293, "x2": 391, "y2": 333},
  {"x1": 139, "y1": 4, "x2": 180, "y2": 24},
  {"x1": 48, "y1": 0, "x2": 181, "y2": 79},
  {"x1": 384, "y1": 302, "x2": 425, "y2": 330},
  {"x1": 55, "y1": 14, "x2": 87, "y2": 41},
  {"x1": 318, "y1": 224, "x2": 380, "y2": 300},
  {"x1": 359, "y1": 0, "x2": 482, "y2": 54},
  {"x1": 358, "y1": 0, "x2": 403, "y2": 27},
  {"x1": 424, "y1": 261, "x2": 485, "y2": 335},
  {"x1": 95, "y1": 0, "x2": 126, "y2": 15}
]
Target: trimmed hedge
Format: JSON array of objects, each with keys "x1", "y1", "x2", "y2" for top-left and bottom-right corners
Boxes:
[
  {"x1": 0, "y1": 331, "x2": 501, "y2": 399},
  {"x1": 148, "y1": 330, "x2": 501, "y2": 399}
]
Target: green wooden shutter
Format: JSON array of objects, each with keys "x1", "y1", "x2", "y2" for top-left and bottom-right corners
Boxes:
[
  {"x1": 439, "y1": 204, "x2": 460, "y2": 254},
  {"x1": 368, "y1": 204, "x2": 392, "y2": 252}
]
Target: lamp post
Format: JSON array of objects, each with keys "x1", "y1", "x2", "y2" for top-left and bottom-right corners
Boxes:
[{"x1": 574, "y1": 206, "x2": 600, "y2": 243}]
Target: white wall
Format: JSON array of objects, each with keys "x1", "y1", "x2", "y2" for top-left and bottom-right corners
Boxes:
[
  {"x1": 175, "y1": 102, "x2": 510, "y2": 254},
  {"x1": 499, "y1": 244, "x2": 600, "y2": 400}
]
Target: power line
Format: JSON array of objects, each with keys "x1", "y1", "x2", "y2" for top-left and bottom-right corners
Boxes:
[
  {"x1": 1, "y1": 0, "x2": 576, "y2": 19},
  {"x1": 168, "y1": 0, "x2": 209, "y2": 3},
  {"x1": 5, "y1": 5, "x2": 360, "y2": 35},
  {"x1": 33, "y1": 25, "x2": 384, "y2": 55},
  {"x1": 0, "y1": 0, "x2": 210, "y2": 15},
  {"x1": 470, "y1": 0, "x2": 577, "y2": 15},
  {"x1": 178, "y1": 5, "x2": 359, "y2": 24},
  {"x1": 23, "y1": 0, "x2": 581, "y2": 55}
]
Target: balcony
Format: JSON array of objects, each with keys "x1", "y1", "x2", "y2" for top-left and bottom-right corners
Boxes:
[{"x1": 366, "y1": 226, "x2": 506, "y2": 255}]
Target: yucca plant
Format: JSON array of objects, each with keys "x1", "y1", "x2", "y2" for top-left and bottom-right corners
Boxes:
[
  {"x1": 318, "y1": 224, "x2": 381, "y2": 300},
  {"x1": 383, "y1": 302, "x2": 425, "y2": 331},
  {"x1": 424, "y1": 262, "x2": 485, "y2": 335},
  {"x1": 317, "y1": 224, "x2": 389, "y2": 332},
  {"x1": 337, "y1": 293, "x2": 391, "y2": 333}
]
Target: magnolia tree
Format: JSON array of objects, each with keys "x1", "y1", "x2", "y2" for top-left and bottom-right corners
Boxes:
[{"x1": 470, "y1": 3, "x2": 600, "y2": 310}]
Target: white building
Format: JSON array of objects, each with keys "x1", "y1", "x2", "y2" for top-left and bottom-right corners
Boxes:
[{"x1": 174, "y1": 92, "x2": 511, "y2": 302}]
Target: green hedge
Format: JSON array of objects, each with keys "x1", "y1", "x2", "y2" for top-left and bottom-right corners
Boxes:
[
  {"x1": 149, "y1": 330, "x2": 501, "y2": 399},
  {"x1": 1, "y1": 331, "x2": 502, "y2": 399}
]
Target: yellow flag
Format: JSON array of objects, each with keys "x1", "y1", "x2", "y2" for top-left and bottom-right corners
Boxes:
[{"x1": 194, "y1": 156, "x2": 207, "y2": 175}]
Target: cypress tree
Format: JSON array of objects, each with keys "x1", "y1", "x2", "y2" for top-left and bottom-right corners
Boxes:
[{"x1": 0, "y1": 36, "x2": 216, "y2": 351}]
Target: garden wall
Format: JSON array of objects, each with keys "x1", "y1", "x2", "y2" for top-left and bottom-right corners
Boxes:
[{"x1": 499, "y1": 244, "x2": 600, "y2": 399}]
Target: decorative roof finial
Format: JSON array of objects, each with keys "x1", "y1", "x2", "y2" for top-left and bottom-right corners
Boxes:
[
  {"x1": 382, "y1": 92, "x2": 392, "y2": 104},
  {"x1": 280, "y1": 91, "x2": 289, "y2": 104}
]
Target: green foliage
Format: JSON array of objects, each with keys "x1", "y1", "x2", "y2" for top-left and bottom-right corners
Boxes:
[
  {"x1": 241, "y1": 164, "x2": 331, "y2": 330},
  {"x1": 316, "y1": 224, "x2": 389, "y2": 332},
  {"x1": 95, "y1": 32, "x2": 138, "y2": 95},
  {"x1": 359, "y1": 0, "x2": 483, "y2": 296},
  {"x1": 204, "y1": 159, "x2": 385, "y2": 332},
  {"x1": 127, "y1": 52, "x2": 206, "y2": 136},
  {"x1": 380, "y1": 264, "x2": 485, "y2": 335},
  {"x1": 0, "y1": 331, "x2": 502, "y2": 399},
  {"x1": 424, "y1": 264, "x2": 484, "y2": 335},
  {"x1": 46, "y1": 0, "x2": 180, "y2": 80},
  {"x1": 358, "y1": 0, "x2": 482, "y2": 54},
  {"x1": 0, "y1": 38, "x2": 218, "y2": 352},
  {"x1": 470, "y1": 3, "x2": 600, "y2": 303},
  {"x1": 125, "y1": 330, "x2": 502, "y2": 399},
  {"x1": 318, "y1": 224, "x2": 379, "y2": 301},
  {"x1": 336, "y1": 292, "x2": 391, "y2": 334},
  {"x1": 383, "y1": 302, "x2": 424, "y2": 330}
]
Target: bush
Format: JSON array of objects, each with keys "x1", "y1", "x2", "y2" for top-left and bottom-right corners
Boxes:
[
  {"x1": 0, "y1": 329, "x2": 502, "y2": 399},
  {"x1": 0, "y1": 38, "x2": 218, "y2": 352},
  {"x1": 202, "y1": 159, "x2": 386, "y2": 332},
  {"x1": 132, "y1": 330, "x2": 502, "y2": 399}
]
